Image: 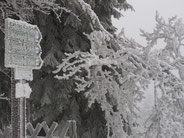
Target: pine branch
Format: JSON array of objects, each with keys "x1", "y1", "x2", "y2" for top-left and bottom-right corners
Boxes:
[{"x1": 69, "y1": 0, "x2": 121, "y2": 51}]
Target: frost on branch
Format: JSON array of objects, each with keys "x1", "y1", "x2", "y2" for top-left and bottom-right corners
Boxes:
[
  {"x1": 139, "y1": 13, "x2": 184, "y2": 138},
  {"x1": 72, "y1": 0, "x2": 121, "y2": 51},
  {"x1": 53, "y1": 29, "x2": 150, "y2": 137}
]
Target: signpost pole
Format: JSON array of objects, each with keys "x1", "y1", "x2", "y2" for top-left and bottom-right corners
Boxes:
[
  {"x1": 19, "y1": 97, "x2": 26, "y2": 138},
  {"x1": 11, "y1": 68, "x2": 19, "y2": 138}
]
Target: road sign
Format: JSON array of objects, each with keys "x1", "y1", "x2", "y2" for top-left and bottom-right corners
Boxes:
[{"x1": 4, "y1": 18, "x2": 43, "y2": 70}]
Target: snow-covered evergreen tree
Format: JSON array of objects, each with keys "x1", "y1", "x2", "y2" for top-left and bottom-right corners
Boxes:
[{"x1": 0, "y1": 0, "x2": 133, "y2": 137}]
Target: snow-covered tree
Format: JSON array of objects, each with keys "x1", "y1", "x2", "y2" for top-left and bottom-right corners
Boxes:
[
  {"x1": 0, "y1": 0, "x2": 133, "y2": 137},
  {"x1": 138, "y1": 12, "x2": 184, "y2": 138},
  {"x1": 53, "y1": 12, "x2": 184, "y2": 138}
]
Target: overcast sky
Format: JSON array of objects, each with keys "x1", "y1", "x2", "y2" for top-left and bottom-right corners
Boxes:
[{"x1": 113, "y1": 0, "x2": 184, "y2": 45}]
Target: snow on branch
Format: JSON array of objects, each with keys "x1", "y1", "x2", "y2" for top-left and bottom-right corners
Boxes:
[
  {"x1": 53, "y1": 12, "x2": 184, "y2": 137},
  {"x1": 70, "y1": 0, "x2": 121, "y2": 51},
  {"x1": 53, "y1": 40, "x2": 148, "y2": 137},
  {"x1": 138, "y1": 13, "x2": 184, "y2": 138}
]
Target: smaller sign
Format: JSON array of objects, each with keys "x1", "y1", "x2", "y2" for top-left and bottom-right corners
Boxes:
[
  {"x1": 15, "y1": 82, "x2": 32, "y2": 98},
  {"x1": 14, "y1": 68, "x2": 33, "y2": 81}
]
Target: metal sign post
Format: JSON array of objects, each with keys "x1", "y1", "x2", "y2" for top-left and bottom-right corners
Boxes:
[{"x1": 5, "y1": 18, "x2": 43, "y2": 138}]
